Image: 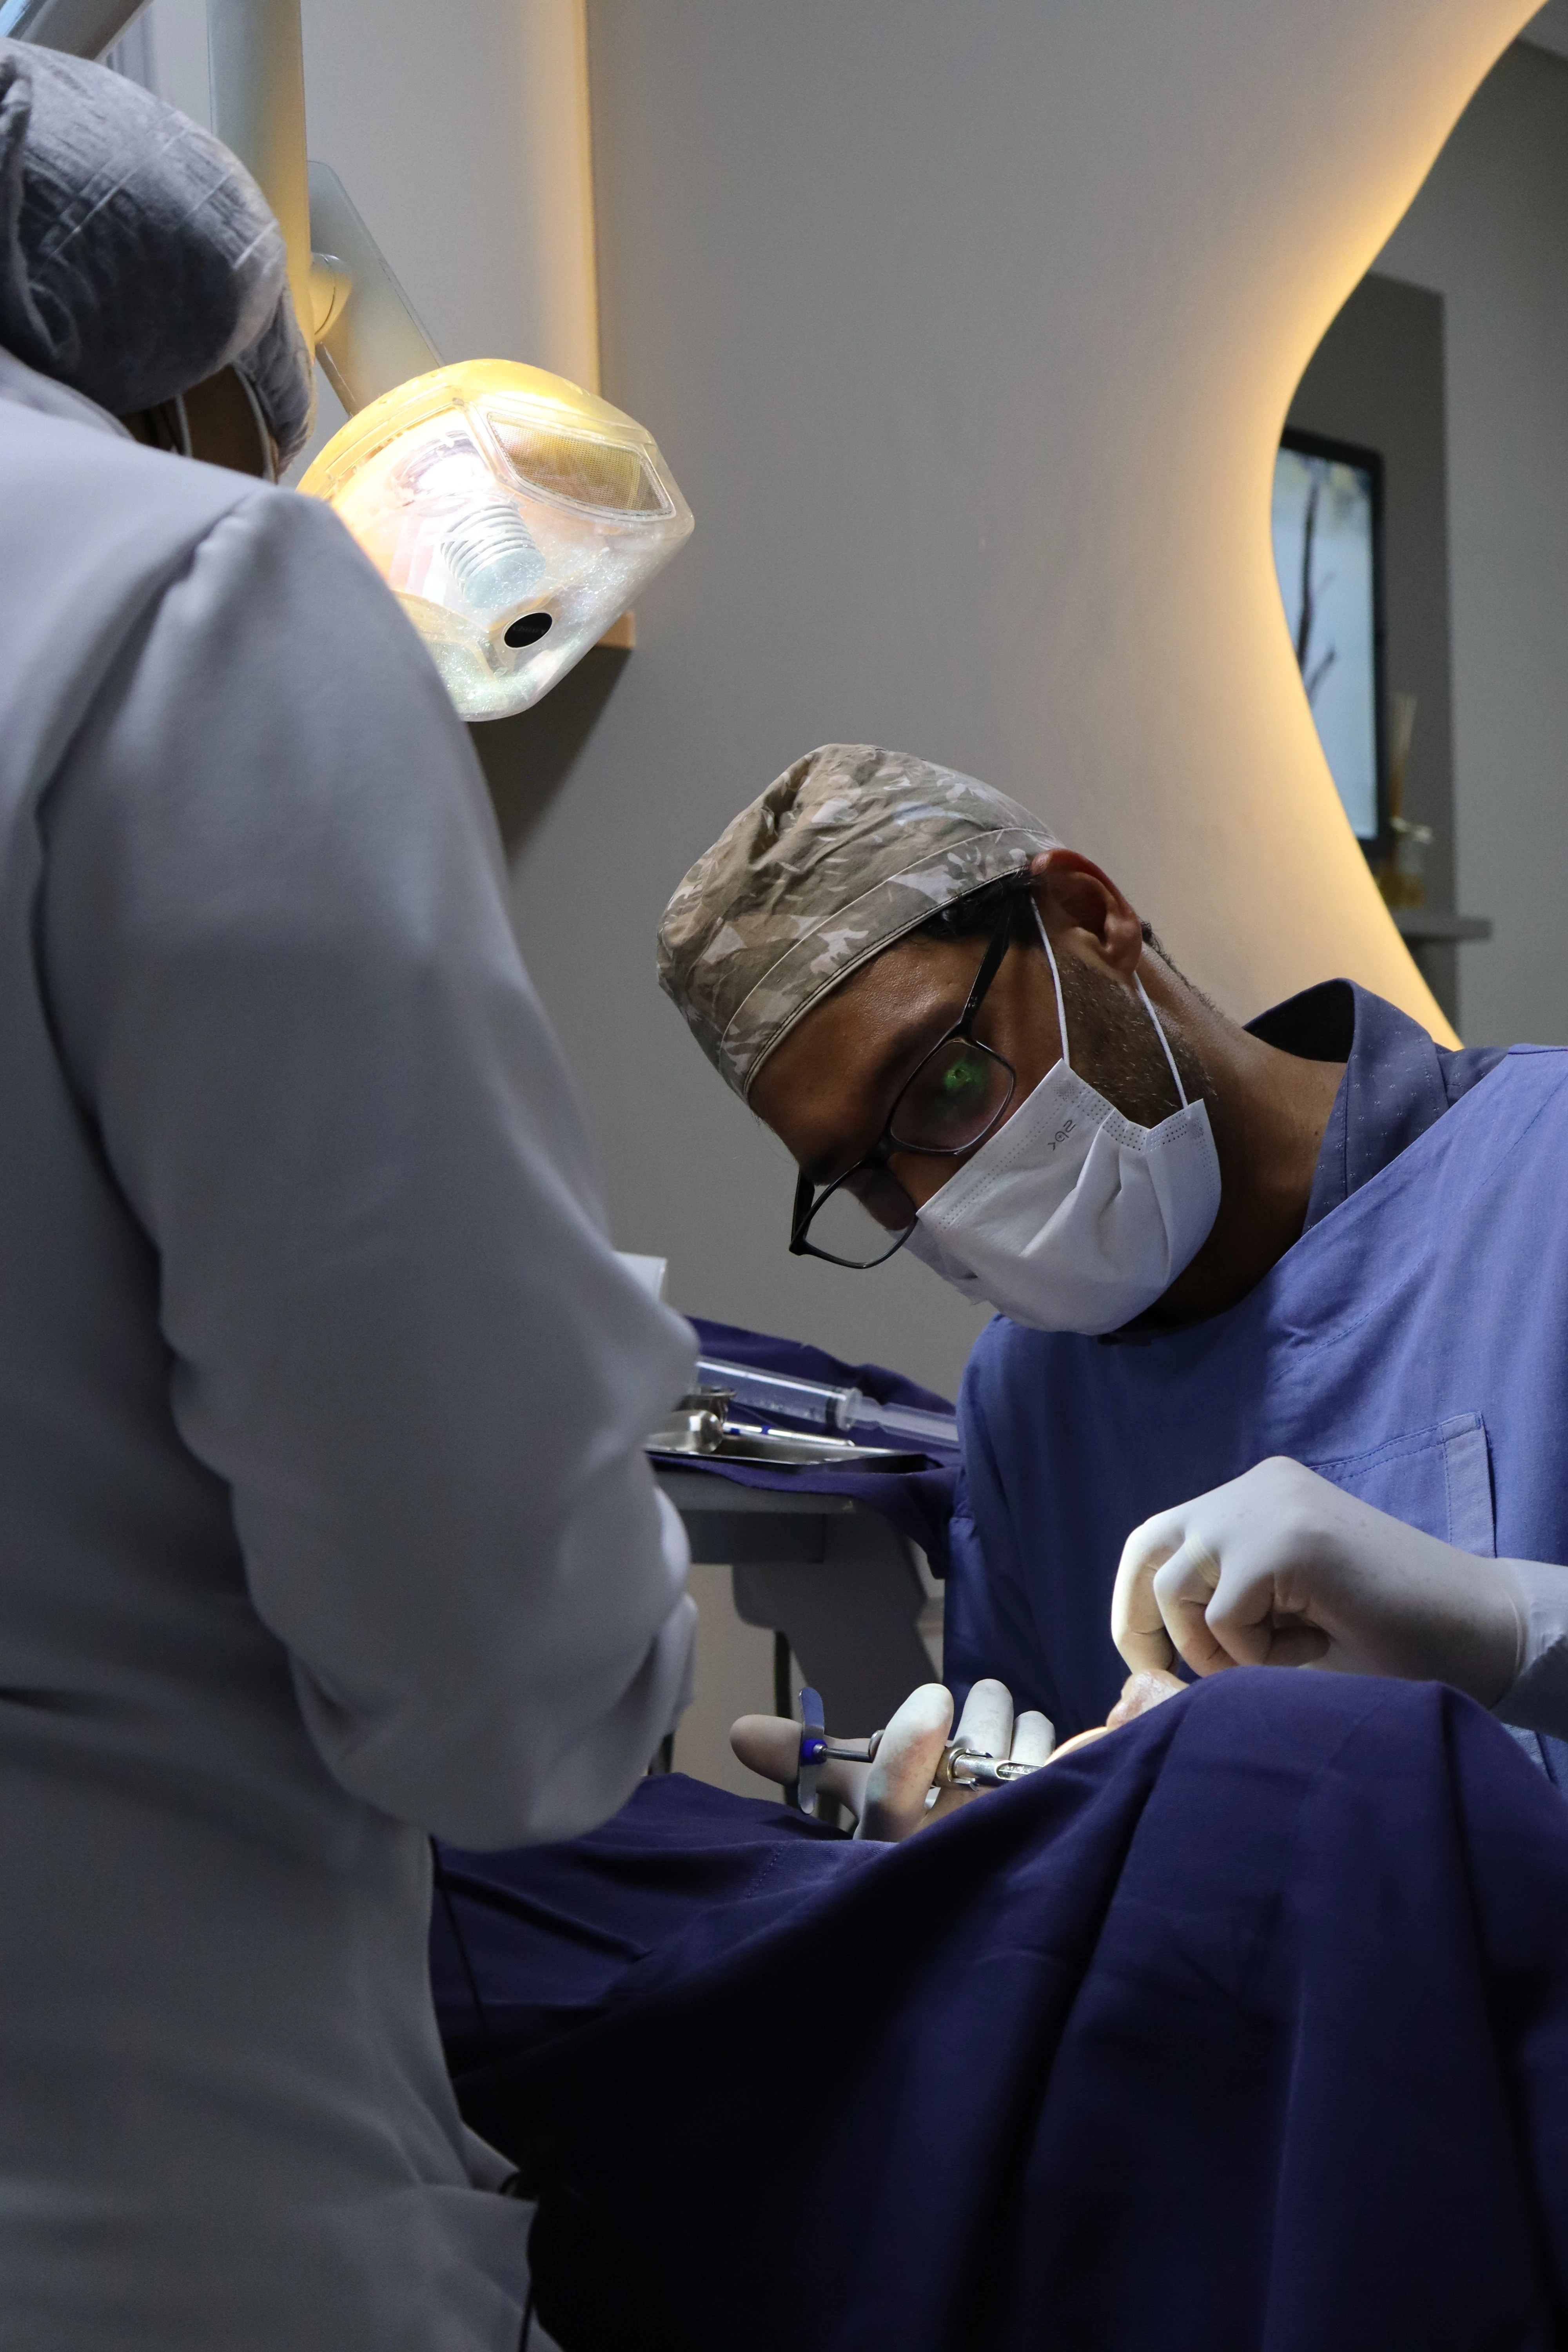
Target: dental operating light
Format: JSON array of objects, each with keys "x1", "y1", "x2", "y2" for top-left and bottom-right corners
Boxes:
[{"x1": 299, "y1": 359, "x2": 693, "y2": 721}]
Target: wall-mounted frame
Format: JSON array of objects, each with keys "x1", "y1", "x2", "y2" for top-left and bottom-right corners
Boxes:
[{"x1": 1272, "y1": 424, "x2": 1388, "y2": 853}]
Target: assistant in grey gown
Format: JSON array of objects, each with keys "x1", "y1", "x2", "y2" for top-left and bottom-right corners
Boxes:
[{"x1": 0, "y1": 182, "x2": 694, "y2": 2352}]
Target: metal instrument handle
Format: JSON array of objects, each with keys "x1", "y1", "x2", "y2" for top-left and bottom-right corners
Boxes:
[{"x1": 932, "y1": 1741, "x2": 1043, "y2": 1791}]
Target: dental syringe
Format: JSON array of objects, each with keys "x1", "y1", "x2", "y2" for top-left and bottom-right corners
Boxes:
[
  {"x1": 794, "y1": 1686, "x2": 1042, "y2": 1818},
  {"x1": 695, "y1": 1357, "x2": 958, "y2": 1451}
]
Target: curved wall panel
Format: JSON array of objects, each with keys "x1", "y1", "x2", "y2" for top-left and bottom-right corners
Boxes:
[
  {"x1": 491, "y1": 0, "x2": 1534, "y2": 1388},
  {"x1": 108, "y1": 3, "x2": 1530, "y2": 1398}
]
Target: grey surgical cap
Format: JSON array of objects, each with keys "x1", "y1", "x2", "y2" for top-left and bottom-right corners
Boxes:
[
  {"x1": 657, "y1": 743, "x2": 1060, "y2": 1099},
  {"x1": 0, "y1": 39, "x2": 313, "y2": 463}
]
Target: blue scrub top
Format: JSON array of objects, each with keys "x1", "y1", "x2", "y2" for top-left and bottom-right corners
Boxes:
[{"x1": 944, "y1": 980, "x2": 1526, "y2": 1735}]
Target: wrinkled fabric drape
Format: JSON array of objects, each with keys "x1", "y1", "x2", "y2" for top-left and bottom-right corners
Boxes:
[{"x1": 446, "y1": 1672, "x2": 1568, "y2": 2352}]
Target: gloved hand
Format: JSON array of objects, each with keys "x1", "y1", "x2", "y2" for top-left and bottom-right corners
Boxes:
[
  {"x1": 730, "y1": 1668, "x2": 1182, "y2": 1842},
  {"x1": 731, "y1": 1679, "x2": 1052, "y2": 1840},
  {"x1": 1111, "y1": 1455, "x2": 1526, "y2": 1705}
]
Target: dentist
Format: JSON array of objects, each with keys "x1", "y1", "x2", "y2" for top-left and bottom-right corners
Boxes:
[{"x1": 658, "y1": 742, "x2": 1568, "y2": 1760}]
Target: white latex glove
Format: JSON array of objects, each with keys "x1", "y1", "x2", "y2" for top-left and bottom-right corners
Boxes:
[
  {"x1": 1112, "y1": 1455, "x2": 1526, "y2": 1705},
  {"x1": 731, "y1": 1680, "x2": 1053, "y2": 1841},
  {"x1": 731, "y1": 1670, "x2": 1181, "y2": 1842}
]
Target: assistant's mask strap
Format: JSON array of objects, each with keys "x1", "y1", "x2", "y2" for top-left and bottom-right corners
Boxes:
[{"x1": 1030, "y1": 897, "x2": 1188, "y2": 1110}]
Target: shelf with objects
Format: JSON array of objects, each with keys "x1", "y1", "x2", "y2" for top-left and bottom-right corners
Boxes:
[{"x1": 1275, "y1": 275, "x2": 1491, "y2": 1028}]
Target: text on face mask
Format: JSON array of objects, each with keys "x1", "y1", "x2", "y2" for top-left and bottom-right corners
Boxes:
[{"x1": 1047, "y1": 1117, "x2": 1076, "y2": 1152}]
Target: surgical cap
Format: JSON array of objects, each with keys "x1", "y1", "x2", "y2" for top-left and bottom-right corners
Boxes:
[
  {"x1": 0, "y1": 40, "x2": 313, "y2": 463},
  {"x1": 657, "y1": 743, "x2": 1059, "y2": 1099}
]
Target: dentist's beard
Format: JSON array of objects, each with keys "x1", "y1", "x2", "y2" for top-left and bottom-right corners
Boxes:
[{"x1": 1056, "y1": 950, "x2": 1212, "y2": 1127}]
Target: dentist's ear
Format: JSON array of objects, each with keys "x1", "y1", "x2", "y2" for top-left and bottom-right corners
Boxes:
[{"x1": 1027, "y1": 848, "x2": 1146, "y2": 980}]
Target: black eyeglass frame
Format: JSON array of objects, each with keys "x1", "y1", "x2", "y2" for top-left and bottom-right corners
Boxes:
[{"x1": 788, "y1": 891, "x2": 1025, "y2": 1270}]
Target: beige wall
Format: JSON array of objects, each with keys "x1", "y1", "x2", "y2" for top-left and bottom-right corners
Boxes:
[
  {"x1": 139, "y1": 0, "x2": 1530, "y2": 1400},
  {"x1": 496, "y1": 0, "x2": 1526, "y2": 1398},
  {"x1": 116, "y1": 0, "x2": 1550, "y2": 1775}
]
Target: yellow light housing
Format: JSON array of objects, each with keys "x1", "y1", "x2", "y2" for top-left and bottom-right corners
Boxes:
[{"x1": 299, "y1": 359, "x2": 693, "y2": 721}]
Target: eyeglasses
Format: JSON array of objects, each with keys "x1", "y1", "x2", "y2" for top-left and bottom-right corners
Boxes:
[{"x1": 789, "y1": 894, "x2": 1022, "y2": 1270}]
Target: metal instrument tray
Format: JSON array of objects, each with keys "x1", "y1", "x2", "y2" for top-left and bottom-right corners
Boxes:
[{"x1": 646, "y1": 1425, "x2": 925, "y2": 1474}]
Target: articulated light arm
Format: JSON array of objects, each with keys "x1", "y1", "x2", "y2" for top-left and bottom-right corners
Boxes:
[
  {"x1": 205, "y1": 0, "x2": 313, "y2": 347},
  {"x1": 203, "y1": 2, "x2": 428, "y2": 405},
  {"x1": 305, "y1": 164, "x2": 438, "y2": 417}
]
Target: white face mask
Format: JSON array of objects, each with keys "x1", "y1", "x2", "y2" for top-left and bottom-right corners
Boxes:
[{"x1": 909, "y1": 906, "x2": 1221, "y2": 1335}]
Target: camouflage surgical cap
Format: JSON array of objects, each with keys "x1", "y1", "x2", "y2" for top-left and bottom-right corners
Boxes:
[{"x1": 657, "y1": 744, "x2": 1060, "y2": 1099}]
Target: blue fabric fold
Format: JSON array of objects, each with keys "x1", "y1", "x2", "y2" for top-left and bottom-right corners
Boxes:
[{"x1": 441, "y1": 1672, "x2": 1568, "y2": 2352}]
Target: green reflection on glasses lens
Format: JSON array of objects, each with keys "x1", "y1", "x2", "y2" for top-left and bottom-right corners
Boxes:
[
  {"x1": 940, "y1": 1052, "x2": 990, "y2": 1100},
  {"x1": 902, "y1": 1045, "x2": 1002, "y2": 1142}
]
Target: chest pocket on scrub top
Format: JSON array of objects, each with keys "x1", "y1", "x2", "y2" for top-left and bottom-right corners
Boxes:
[
  {"x1": 1306, "y1": 1411, "x2": 1495, "y2": 1557},
  {"x1": 1306, "y1": 1412, "x2": 1562, "y2": 1784}
]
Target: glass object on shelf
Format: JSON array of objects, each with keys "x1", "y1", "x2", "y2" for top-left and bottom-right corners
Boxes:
[
  {"x1": 1377, "y1": 691, "x2": 1428, "y2": 909},
  {"x1": 1380, "y1": 813, "x2": 1433, "y2": 909}
]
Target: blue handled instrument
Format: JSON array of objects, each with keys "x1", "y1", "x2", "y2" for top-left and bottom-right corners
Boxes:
[
  {"x1": 795, "y1": 1686, "x2": 879, "y2": 1817},
  {"x1": 794, "y1": 1687, "x2": 1042, "y2": 1815}
]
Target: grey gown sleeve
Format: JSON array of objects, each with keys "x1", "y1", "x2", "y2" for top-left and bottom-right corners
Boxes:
[{"x1": 38, "y1": 484, "x2": 696, "y2": 1847}]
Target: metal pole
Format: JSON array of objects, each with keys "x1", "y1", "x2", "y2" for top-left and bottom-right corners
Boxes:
[
  {"x1": 307, "y1": 162, "x2": 438, "y2": 414},
  {"x1": 205, "y1": 0, "x2": 312, "y2": 349}
]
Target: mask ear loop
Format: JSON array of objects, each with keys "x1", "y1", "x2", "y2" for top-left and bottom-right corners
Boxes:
[
  {"x1": 1030, "y1": 898, "x2": 1073, "y2": 1073},
  {"x1": 1134, "y1": 971, "x2": 1189, "y2": 1109},
  {"x1": 1031, "y1": 896, "x2": 1189, "y2": 1110}
]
